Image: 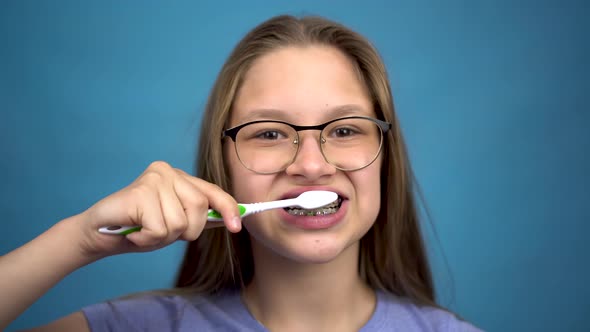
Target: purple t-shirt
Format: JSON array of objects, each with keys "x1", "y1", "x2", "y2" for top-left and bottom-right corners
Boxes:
[{"x1": 82, "y1": 290, "x2": 482, "y2": 331}]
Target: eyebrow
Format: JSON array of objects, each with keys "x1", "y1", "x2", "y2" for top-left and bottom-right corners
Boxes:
[{"x1": 236, "y1": 104, "x2": 372, "y2": 124}]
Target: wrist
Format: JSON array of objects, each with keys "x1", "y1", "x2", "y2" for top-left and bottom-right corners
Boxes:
[{"x1": 48, "y1": 214, "x2": 107, "y2": 267}]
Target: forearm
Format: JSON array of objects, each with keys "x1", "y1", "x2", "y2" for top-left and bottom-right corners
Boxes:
[{"x1": 0, "y1": 215, "x2": 96, "y2": 330}]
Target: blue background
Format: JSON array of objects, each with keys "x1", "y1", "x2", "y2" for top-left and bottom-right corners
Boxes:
[{"x1": 1, "y1": 1, "x2": 588, "y2": 331}]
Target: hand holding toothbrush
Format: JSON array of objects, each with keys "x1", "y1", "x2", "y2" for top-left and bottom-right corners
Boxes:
[{"x1": 77, "y1": 161, "x2": 243, "y2": 257}]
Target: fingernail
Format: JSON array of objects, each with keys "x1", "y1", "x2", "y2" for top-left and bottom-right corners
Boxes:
[{"x1": 232, "y1": 216, "x2": 241, "y2": 231}]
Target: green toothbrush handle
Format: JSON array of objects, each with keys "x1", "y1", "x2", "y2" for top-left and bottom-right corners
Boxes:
[
  {"x1": 97, "y1": 204, "x2": 248, "y2": 235},
  {"x1": 207, "y1": 204, "x2": 247, "y2": 221}
]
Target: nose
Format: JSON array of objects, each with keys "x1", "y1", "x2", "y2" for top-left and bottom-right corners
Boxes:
[{"x1": 285, "y1": 131, "x2": 336, "y2": 180}]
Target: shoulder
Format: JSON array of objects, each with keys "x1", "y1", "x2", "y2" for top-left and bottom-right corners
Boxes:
[
  {"x1": 362, "y1": 291, "x2": 483, "y2": 332},
  {"x1": 81, "y1": 290, "x2": 264, "y2": 332}
]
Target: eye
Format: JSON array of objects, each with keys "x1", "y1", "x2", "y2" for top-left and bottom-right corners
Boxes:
[
  {"x1": 255, "y1": 130, "x2": 285, "y2": 140},
  {"x1": 332, "y1": 127, "x2": 357, "y2": 138}
]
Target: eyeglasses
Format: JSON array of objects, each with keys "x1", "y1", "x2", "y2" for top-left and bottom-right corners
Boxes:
[{"x1": 222, "y1": 116, "x2": 392, "y2": 174}]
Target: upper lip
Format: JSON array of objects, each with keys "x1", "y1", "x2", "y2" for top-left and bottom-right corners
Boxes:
[{"x1": 279, "y1": 187, "x2": 347, "y2": 200}]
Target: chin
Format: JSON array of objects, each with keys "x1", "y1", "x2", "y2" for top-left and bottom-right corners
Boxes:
[
  {"x1": 282, "y1": 244, "x2": 347, "y2": 264},
  {"x1": 250, "y1": 231, "x2": 359, "y2": 265}
]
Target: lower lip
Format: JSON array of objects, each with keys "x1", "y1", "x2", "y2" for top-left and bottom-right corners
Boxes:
[{"x1": 278, "y1": 200, "x2": 348, "y2": 230}]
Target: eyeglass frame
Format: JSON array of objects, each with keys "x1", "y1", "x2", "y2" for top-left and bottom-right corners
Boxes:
[{"x1": 221, "y1": 115, "x2": 393, "y2": 174}]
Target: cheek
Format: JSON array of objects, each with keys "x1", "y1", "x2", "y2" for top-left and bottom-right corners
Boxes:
[{"x1": 354, "y1": 159, "x2": 383, "y2": 222}]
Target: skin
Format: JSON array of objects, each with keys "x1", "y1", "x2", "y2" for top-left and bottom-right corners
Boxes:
[
  {"x1": 227, "y1": 46, "x2": 382, "y2": 331},
  {"x1": 0, "y1": 46, "x2": 383, "y2": 332},
  {"x1": 0, "y1": 165, "x2": 242, "y2": 331}
]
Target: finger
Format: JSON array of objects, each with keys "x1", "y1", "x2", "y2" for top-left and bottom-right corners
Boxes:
[
  {"x1": 125, "y1": 186, "x2": 168, "y2": 247},
  {"x1": 158, "y1": 181, "x2": 189, "y2": 243},
  {"x1": 177, "y1": 170, "x2": 242, "y2": 233},
  {"x1": 172, "y1": 175, "x2": 209, "y2": 241}
]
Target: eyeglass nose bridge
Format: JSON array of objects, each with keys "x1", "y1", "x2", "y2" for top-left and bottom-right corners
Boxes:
[
  {"x1": 289, "y1": 127, "x2": 330, "y2": 166},
  {"x1": 291, "y1": 126, "x2": 326, "y2": 144}
]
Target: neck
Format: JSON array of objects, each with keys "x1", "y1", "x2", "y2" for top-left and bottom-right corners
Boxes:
[{"x1": 242, "y1": 240, "x2": 376, "y2": 332}]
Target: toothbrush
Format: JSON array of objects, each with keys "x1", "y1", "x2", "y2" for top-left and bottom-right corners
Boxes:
[{"x1": 98, "y1": 190, "x2": 339, "y2": 235}]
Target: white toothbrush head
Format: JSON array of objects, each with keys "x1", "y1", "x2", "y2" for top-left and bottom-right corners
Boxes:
[{"x1": 293, "y1": 190, "x2": 339, "y2": 209}]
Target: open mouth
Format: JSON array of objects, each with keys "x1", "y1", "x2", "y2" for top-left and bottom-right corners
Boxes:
[{"x1": 284, "y1": 196, "x2": 344, "y2": 216}]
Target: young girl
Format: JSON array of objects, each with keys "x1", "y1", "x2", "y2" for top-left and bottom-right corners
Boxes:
[{"x1": 1, "y1": 15, "x2": 481, "y2": 331}]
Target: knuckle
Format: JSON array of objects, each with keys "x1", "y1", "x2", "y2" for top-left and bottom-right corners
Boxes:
[
  {"x1": 167, "y1": 216, "x2": 188, "y2": 235},
  {"x1": 188, "y1": 194, "x2": 208, "y2": 211},
  {"x1": 148, "y1": 160, "x2": 171, "y2": 171},
  {"x1": 142, "y1": 161, "x2": 174, "y2": 183},
  {"x1": 201, "y1": 181, "x2": 223, "y2": 193},
  {"x1": 147, "y1": 226, "x2": 168, "y2": 241},
  {"x1": 179, "y1": 229, "x2": 199, "y2": 241},
  {"x1": 141, "y1": 169, "x2": 163, "y2": 183}
]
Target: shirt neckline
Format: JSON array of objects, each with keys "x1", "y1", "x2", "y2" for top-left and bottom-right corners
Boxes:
[{"x1": 221, "y1": 289, "x2": 388, "y2": 331}]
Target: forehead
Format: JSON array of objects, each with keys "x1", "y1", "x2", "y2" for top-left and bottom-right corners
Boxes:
[{"x1": 230, "y1": 45, "x2": 374, "y2": 125}]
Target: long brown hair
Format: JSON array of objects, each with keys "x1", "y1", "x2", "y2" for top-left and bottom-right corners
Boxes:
[{"x1": 175, "y1": 15, "x2": 436, "y2": 307}]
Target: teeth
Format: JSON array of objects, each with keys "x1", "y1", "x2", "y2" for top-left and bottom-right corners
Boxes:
[
  {"x1": 285, "y1": 197, "x2": 342, "y2": 216},
  {"x1": 287, "y1": 207, "x2": 338, "y2": 216}
]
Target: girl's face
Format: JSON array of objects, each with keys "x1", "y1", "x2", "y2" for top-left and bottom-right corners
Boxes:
[{"x1": 225, "y1": 46, "x2": 382, "y2": 264}]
